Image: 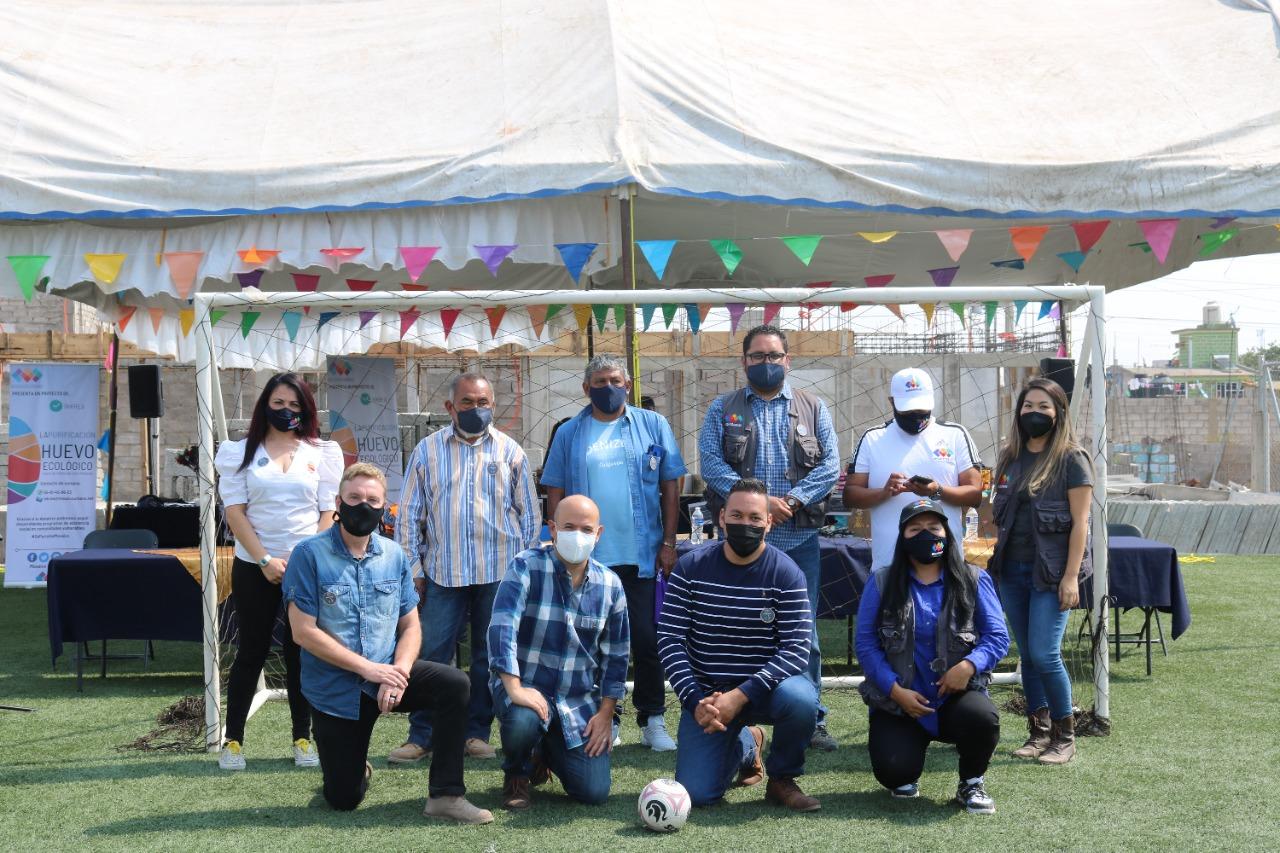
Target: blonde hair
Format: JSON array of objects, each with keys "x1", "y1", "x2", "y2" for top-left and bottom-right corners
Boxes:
[
  {"x1": 995, "y1": 377, "x2": 1091, "y2": 496},
  {"x1": 339, "y1": 462, "x2": 387, "y2": 492}
]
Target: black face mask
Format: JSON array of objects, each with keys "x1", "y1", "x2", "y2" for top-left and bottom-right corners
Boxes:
[
  {"x1": 1020, "y1": 411, "x2": 1055, "y2": 439},
  {"x1": 455, "y1": 405, "x2": 492, "y2": 436},
  {"x1": 267, "y1": 406, "x2": 302, "y2": 432},
  {"x1": 337, "y1": 500, "x2": 383, "y2": 537},
  {"x1": 893, "y1": 409, "x2": 930, "y2": 435},
  {"x1": 904, "y1": 530, "x2": 947, "y2": 564},
  {"x1": 745, "y1": 363, "x2": 785, "y2": 392},
  {"x1": 724, "y1": 523, "x2": 767, "y2": 558}
]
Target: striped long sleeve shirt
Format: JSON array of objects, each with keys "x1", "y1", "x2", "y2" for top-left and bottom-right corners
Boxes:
[{"x1": 657, "y1": 541, "x2": 812, "y2": 710}]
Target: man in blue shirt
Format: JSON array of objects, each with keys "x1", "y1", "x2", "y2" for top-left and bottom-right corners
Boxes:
[
  {"x1": 698, "y1": 325, "x2": 841, "y2": 751},
  {"x1": 284, "y1": 463, "x2": 492, "y2": 824},
  {"x1": 541, "y1": 354, "x2": 686, "y2": 752},
  {"x1": 488, "y1": 494, "x2": 630, "y2": 811}
]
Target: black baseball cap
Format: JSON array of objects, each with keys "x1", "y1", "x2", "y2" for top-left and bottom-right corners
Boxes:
[{"x1": 898, "y1": 497, "x2": 947, "y2": 529}]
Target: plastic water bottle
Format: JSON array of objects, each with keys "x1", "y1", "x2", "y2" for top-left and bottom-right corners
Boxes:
[
  {"x1": 965, "y1": 507, "x2": 979, "y2": 541},
  {"x1": 690, "y1": 504, "x2": 705, "y2": 545}
]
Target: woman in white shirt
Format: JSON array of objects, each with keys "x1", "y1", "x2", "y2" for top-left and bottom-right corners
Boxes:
[{"x1": 213, "y1": 373, "x2": 344, "y2": 771}]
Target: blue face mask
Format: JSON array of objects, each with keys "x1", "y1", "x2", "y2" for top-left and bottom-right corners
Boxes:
[
  {"x1": 455, "y1": 406, "x2": 492, "y2": 436},
  {"x1": 746, "y1": 362, "x2": 785, "y2": 392},
  {"x1": 589, "y1": 384, "x2": 628, "y2": 414}
]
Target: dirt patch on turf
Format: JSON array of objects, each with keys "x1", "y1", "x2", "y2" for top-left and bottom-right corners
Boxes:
[{"x1": 118, "y1": 695, "x2": 206, "y2": 753}]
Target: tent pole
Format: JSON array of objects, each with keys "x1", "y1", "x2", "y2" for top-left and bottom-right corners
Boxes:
[
  {"x1": 104, "y1": 332, "x2": 120, "y2": 528},
  {"x1": 194, "y1": 295, "x2": 223, "y2": 752},
  {"x1": 620, "y1": 187, "x2": 640, "y2": 402}
]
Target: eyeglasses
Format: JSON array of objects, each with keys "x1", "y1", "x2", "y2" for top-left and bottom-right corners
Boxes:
[{"x1": 745, "y1": 352, "x2": 787, "y2": 364}]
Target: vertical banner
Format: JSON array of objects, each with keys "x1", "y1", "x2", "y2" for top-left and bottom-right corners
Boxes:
[
  {"x1": 5, "y1": 363, "x2": 100, "y2": 586},
  {"x1": 326, "y1": 357, "x2": 403, "y2": 504}
]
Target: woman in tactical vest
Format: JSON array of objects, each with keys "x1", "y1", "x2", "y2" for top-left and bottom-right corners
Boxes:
[
  {"x1": 989, "y1": 377, "x2": 1093, "y2": 766},
  {"x1": 855, "y1": 498, "x2": 1009, "y2": 814}
]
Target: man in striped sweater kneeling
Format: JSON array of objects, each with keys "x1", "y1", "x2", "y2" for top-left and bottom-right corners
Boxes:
[{"x1": 657, "y1": 478, "x2": 820, "y2": 812}]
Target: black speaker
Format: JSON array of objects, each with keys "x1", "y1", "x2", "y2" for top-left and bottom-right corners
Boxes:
[
  {"x1": 128, "y1": 364, "x2": 164, "y2": 418},
  {"x1": 1039, "y1": 357, "x2": 1075, "y2": 402}
]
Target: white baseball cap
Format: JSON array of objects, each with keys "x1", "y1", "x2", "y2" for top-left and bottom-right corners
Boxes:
[{"x1": 890, "y1": 368, "x2": 935, "y2": 412}]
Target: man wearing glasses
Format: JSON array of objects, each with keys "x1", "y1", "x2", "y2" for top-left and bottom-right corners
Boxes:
[{"x1": 698, "y1": 324, "x2": 841, "y2": 751}]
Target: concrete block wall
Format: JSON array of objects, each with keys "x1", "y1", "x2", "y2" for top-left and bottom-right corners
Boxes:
[
  {"x1": 0, "y1": 292, "x2": 105, "y2": 335},
  {"x1": 1106, "y1": 392, "x2": 1265, "y2": 485}
]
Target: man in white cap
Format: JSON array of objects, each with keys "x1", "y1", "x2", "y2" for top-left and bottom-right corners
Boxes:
[{"x1": 843, "y1": 368, "x2": 983, "y2": 571}]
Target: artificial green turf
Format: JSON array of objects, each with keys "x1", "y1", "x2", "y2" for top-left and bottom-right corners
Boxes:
[{"x1": 1, "y1": 557, "x2": 1276, "y2": 851}]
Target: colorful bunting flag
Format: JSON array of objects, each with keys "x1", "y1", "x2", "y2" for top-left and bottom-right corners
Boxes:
[
  {"x1": 474, "y1": 244, "x2": 517, "y2": 277},
  {"x1": 1128, "y1": 241, "x2": 1152, "y2": 253},
  {"x1": 684, "y1": 304, "x2": 702, "y2": 333},
  {"x1": 86, "y1": 253, "x2": 126, "y2": 284},
  {"x1": 237, "y1": 269, "x2": 264, "y2": 289},
  {"x1": 727, "y1": 303, "x2": 746, "y2": 333},
  {"x1": 984, "y1": 301, "x2": 997, "y2": 328},
  {"x1": 950, "y1": 303, "x2": 967, "y2": 325},
  {"x1": 317, "y1": 311, "x2": 339, "y2": 329},
  {"x1": 103, "y1": 337, "x2": 115, "y2": 371},
  {"x1": 555, "y1": 243, "x2": 598, "y2": 283},
  {"x1": 709, "y1": 239, "x2": 744, "y2": 275},
  {"x1": 922, "y1": 304, "x2": 936, "y2": 326},
  {"x1": 781, "y1": 235, "x2": 823, "y2": 266},
  {"x1": 292, "y1": 273, "x2": 320, "y2": 292},
  {"x1": 591, "y1": 304, "x2": 610, "y2": 331},
  {"x1": 1057, "y1": 251, "x2": 1087, "y2": 272},
  {"x1": 282, "y1": 311, "x2": 302, "y2": 342},
  {"x1": 1014, "y1": 300, "x2": 1028, "y2": 322},
  {"x1": 148, "y1": 307, "x2": 164, "y2": 333},
  {"x1": 179, "y1": 308, "x2": 195, "y2": 337},
  {"x1": 1137, "y1": 219, "x2": 1178, "y2": 264},
  {"x1": 661, "y1": 303, "x2": 678, "y2": 329},
  {"x1": 210, "y1": 309, "x2": 228, "y2": 326},
  {"x1": 886, "y1": 304, "x2": 904, "y2": 321},
  {"x1": 637, "y1": 240, "x2": 676, "y2": 280},
  {"x1": 398, "y1": 308, "x2": 421, "y2": 339},
  {"x1": 864, "y1": 274, "x2": 895, "y2": 287},
  {"x1": 928, "y1": 266, "x2": 959, "y2": 287},
  {"x1": 320, "y1": 247, "x2": 364, "y2": 270},
  {"x1": 1009, "y1": 225, "x2": 1050, "y2": 263},
  {"x1": 572, "y1": 305, "x2": 593, "y2": 332},
  {"x1": 1071, "y1": 220, "x2": 1110, "y2": 253},
  {"x1": 485, "y1": 306, "x2": 508, "y2": 337},
  {"x1": 763, "y1": 303, "x2": 781, "y2": 325},
  {"x1": 240, "y1": 311, "x2": 261, "y2": 338},
  {"x1": 399, "y1": 246, "x2": 439, "y2": 283},
  {"x1": 358, "y1": 311, "x2": 377, "y2": 330},
  {"x1": 613, "y1": 304, "x2": 627, "y2": 331},
  {"x1": 440, "y1": 308, "x2": 462, "y2": 339},
  {"x1": 1049, "y1": 302, "x2": 1061, "y2": 320},
  {"x1": 401, "y1": 282, "x2": 429, "y2": 292},
  {"x1": 527, "y1": 305, "x2": 551, "y2": 338},
  {"x1": 346, "y1": 278, "x2": 376, "y2": 292},
  {"x1": 641, "y1": 304, "x2": 657, "y2": 332},
  {"x1": 117, "y1": 305, "x2": 137, "y2": 332},
  {"x1": 1210, "y1": 216, "x2": 1236, "y2": 230},
  {"x1": 1198, "y1": 227, "x2": 1238, "y2": 257},
  {"x1": 1038, "y1": 301, "x2": 1054, "y2": 320},
  {"x1": 935, "y1": 229, "x2": 973, "y2": 263},
  {"x1": 6, "y1": 255, "x2": 49, "y2": 302},
  {"x1": 238, "y1": 247, "x2": 279, "y2": 266},
  {"x1": 162, "y1": 251, "x2": 202, "y2": 300},
  {"x1": 840, "y1": 302, "x2": 857, "y2": 313},
  {"x1": 857, "y1": 231, "x2": 898, "y2": 243},
  {"x1": 990, "y1": 258, "x2": 1025, "y2": 270}
]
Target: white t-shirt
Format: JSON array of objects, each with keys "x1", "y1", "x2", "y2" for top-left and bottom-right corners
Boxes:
[
  {"x1": 214, "y1": 438, "x2": 345, "y2": 563},
  {"x1": 851, "y1": 419, "x2": 980, "y2": 570}
]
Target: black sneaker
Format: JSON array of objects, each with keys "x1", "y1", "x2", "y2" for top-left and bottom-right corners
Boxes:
[
  {"x1": 955, "y1": 778, "x2": 995, "y2": 814},
  {"x1": 808, "y1": 723, "x2": 838, "y2": 752},
  {"x1": 890, "y1": 782, "x2": 919, "y2": 799}
]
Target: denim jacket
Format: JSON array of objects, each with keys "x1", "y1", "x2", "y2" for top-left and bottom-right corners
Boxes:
[{"x1": 283, "y1": 525, "x2": 417, "y2": 720}]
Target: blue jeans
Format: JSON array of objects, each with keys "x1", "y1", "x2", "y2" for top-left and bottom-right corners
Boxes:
[
  {"x1": 407, "y1": 578, "x2": 498, "y2": 746},
  {"x1": 674, "y1": 674, "x2": 817, "y2": 806},
  {"x1": 998, "y1": 561, "x2": 1073, "y2": 719},
  {"x1": 782, "y1": 537, "x2": 826, "y2": 725},
  {"x1": 497, "y1": 704, "x2": 612, "y2": 805}
]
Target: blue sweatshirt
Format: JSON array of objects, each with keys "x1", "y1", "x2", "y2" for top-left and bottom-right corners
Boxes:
[{"x1": 855, "y1": 568, "x2": 1008, "y2": 736}]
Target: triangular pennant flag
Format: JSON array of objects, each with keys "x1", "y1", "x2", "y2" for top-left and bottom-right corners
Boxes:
[
  {"x1": 1137, "y1": 219, "x2": 1179, "y2": 264},
  {"x1": 726, "y1": 303, "x2": 746, "y2": 333},
  {"x1": 1071, "y1": 220, "x2": 1110, "y2": 253},
  {"x1": 1056, "y1": 343, "x2": 1068, "y2": 358},
  {"x1": 865, "y1": 274, "x2": 895, "y2": 287},
  {"x1": 1009, "y1": 225, "x2": 1051, "y2": 263},
  {"x1": 100, "y1": 474, "x2": 110, "y2": 502},
  {"x1": 346, "y1": 278, "x2": 376, "y2": 292},
  {"x1": 637, "y1": 240, "x2": 677, "y2": 280},
  {"x1": 762, "y1": 303, "x2": 781, "y2": 325},
  {"x1": 485, "y1": 306, "x2": 508, "y2": 337},
  {"x1": 6, "y1": 255, "x2": 49, "y2": 302},
  {"x1": 641, "y1": 304, "x2": 657, "y2": 332},
  {"x1": 398, "y1": 308, "x2": 421, "y2": 339},
  {"x1": 1057, "y1": 251, "x2": 1087, "y2": 272},
  {"x1": 97, "y1": 430, "x2": 112, "y2": 453},
  {"x1": 400, "y1": 282, "x2": 429, "y2": 292},
  {"x1": 292, "y1": 273, "x2": 320, "y2": 292},
  {"x1": 179, "y1": 308, "x2": 195, "y2": 337},
  {"x1": 781, "y1": 235, "x2": 823, "y2": 266},
  {"x1": 210, "y1": 309, "x2": 228, "y2": 326},
  {"x1": 1038, "y1": 301, "x2": 1055, "y2": 320},
  {"x1": 528, "y1": 305, "x2": 551, "y2": 338},
  {"x1": 950, "y1": 303, "x2": 967, "y2": 325},
  {"x1": 1273, "y1": 224, "x2": 1280, "y2": 239},
  {"x1": 440, "y1": 308, "x2": 462, "y2": 339},
  {"x1": 303, "y1": 307, "x2": 311, "y2": 315},
  {"x1": 857, "y1": 231, "x2": 898, "y2": 243},
  {"x1": 1128, "y1": 241, "x2": 1152, "y2": 253},
  {"x1": 1210, "y1": 216, "x2": 1236, "y2": 230},
  {"x1": 237, "y1": 269, "x2": 264, "y2": 289},
  {"x1": 1049, "y1": 302, "x2": 1061, "y2": 320},
  {"x1": 148, "y1": 307, "x2": 164, "y2": 333},
  {"x1": 117, "y1": 305, "x2": 138, "y2": 332},
  {"x1": 162, "y1": 251, "x2": 202, "y2": 299},
  {"x1": 86, "y1": 253, "x2": 127, "y2": 284},
  {"x1": 591, "y1": 304, "x2": 610, "y2": 331},
  {"x1": 320, "y1": 247, "x2": 364, "y2": 270},
  {"x1": 922, "y1": 303, "x2": 936, "y2": 326},
  {"x1": 474, "y1": 244, "x2": 517, "y2": 277},
  {"x1": 839, "y1": 302, "x2": 858, "y2": 313},
  {"x1": 317, "y1": 311, "x2": 339, "y2": 329},
  {"x1": 934, "y1": 229, "x2": 973, "y2": 262},
  {"x1": 358, "y1": 310, "x2": 377, "y2": 330},
  {"x1": 708, "y1": 239, "x2": 744, "y2": 275},
  {"x1": 572, "y1": 305, "x2": 593, "y2": 332},
  {"x1": 685, "y1": 304, "x2": 702, "y2": 333},
  {"x1": 399, "y1": 246, "x2": 439, "y2": 283},
  {"x1": 928, "y1": 266, "x2": 959, "y2": 287},
  {"x1": 984, "y1": 301, "x2": 998, "y2": 328},
  {"x1": 240, "y1": 311, "x2": 261, "y2": 338},
  {"x1": 661, "y1": 303, "x2": 678, "y2": 329},
  {"x1": 545, "y1": 304, "x2": 565, "y2": 322},
  {"x1": 886, "y1": 304, "x2": 904, "y2": 320},
  {"x1": 613, "y1": 304, "x2": 627, "y2": 331},
  {"x1": 554, "y1": 242, "x2": 598, "y2": 283},
  {"x1": 1198, "y1": 227, "x2": 1238, "y2": 257},
  {"x1": 282, "y1": 311, "x2": 302, "y2": 342},
  {"x1": 803, "y1": 281, "x2": 833, "y2": 310},
  {"x1": 1014, "y1": 300, "x2": 1028, "y2": 322},
  {"x1": 238, "y1": 247, "x2": 279, "y2": 266},
  {"x1": 990, "y1": 258, "x2": 1025, "y2": 270}
]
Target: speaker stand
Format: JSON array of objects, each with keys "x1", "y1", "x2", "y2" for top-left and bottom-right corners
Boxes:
[{"x1": 145, "y1": 416, "x2": 160, "y2": 496}]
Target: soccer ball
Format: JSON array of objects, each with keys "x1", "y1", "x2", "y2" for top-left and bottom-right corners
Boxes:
[{"x1": 638, "y1": 778, "x2": 691, "y2": 832}]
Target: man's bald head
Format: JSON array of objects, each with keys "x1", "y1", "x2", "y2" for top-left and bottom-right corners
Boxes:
[{"x1": 553, "y1": 494, "x2": 601, "y2": 533}]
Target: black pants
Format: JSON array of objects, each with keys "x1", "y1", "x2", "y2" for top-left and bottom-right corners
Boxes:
[
  {"x1": 310, "y1": 660, "x2": 470, "y2": 811},
  {"x1": 225, "y1": 557, "x2": 309, "y2": 743},
  {"x1": 609, "y1": 564, "x2": 664, "y2": 725},
  {"x1": 867, "y1": 690, "x2": 1001, "y2": 788}
]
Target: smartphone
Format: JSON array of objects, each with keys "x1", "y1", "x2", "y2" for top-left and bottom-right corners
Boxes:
[{"x1": 909, "y1": 475, "x2": 933, "y2": 487}]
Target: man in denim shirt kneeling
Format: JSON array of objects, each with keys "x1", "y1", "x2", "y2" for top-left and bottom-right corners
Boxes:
[{"x1": 284, "y1": 462, "x2": 492, "y2": 823}]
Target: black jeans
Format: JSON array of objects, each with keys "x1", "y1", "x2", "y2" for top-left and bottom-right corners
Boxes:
[
  {"x1": 867, "y1": 690, "x2": 1001, "y2": 787},
  {"x1": 310, "y1": 660, "x2": 470, "y2": 810},
  {"x1": 609, "y1": 564, "x2": 664, "y2": 726},
  {"x1": 225, "y1": 557, "x2": 309, "y2": 743}
]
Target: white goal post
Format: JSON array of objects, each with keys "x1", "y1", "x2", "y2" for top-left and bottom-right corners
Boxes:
[{"x1": 192, "y1": 284, "x2": 1109, "y2": 751}]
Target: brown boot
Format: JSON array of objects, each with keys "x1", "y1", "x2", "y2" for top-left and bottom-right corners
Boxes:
[
  {"x1": 1038, "y1": 715, "x2": 1077, "y2": 765},
  {"x1": 737, "y1": 726, "x2": 767, "y2": 787},
  {"x1": 502, "y1": 776, "x2": 532, "y2": 810},
  {"x1": 765, "y1": 777, "x2": 821, "y2": 812},
  {"x1": 1012, "y1": 707, "x2": 1052, "y2": 759},
  {"x1": 530, "y1": 751, "x2": 553, "y2": 787}
]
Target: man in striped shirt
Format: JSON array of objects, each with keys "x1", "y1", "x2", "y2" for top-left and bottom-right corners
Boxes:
[
  {"x1": 658, "y1": 478, "x2": 821, "y2": 812},
  {"x1": 388, "y1": 372, "x2": 540, "y2": 766}
]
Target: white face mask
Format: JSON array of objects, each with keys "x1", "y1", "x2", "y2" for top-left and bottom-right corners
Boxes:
[{"x1": 553, "y1": 529, "x2": 596, "y2": 564}]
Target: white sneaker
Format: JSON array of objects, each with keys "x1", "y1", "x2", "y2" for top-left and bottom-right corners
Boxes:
[
  {"x1": 292, "y1": 738, "x2": 319, "y2": 768},
  {"x1": 611, "y1": 721, "x2": 622, "y2": 748},
  {"x1": 219, "y1": 740, "x2": 246, "y2": 771},
  {"x1": 639, "y1": 718, "x2": 677, "y2": 752}
]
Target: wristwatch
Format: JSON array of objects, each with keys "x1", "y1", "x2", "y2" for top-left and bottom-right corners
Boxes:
[
  {"x1": 930, "y1": 486, "x2": 944, "y2": 501},
  {"x1": 257, "y1": 554, "x2": 272, "y2": 568},
  {"x1": 785, "y1": 496, "x2": 802, "y2": 512}
]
